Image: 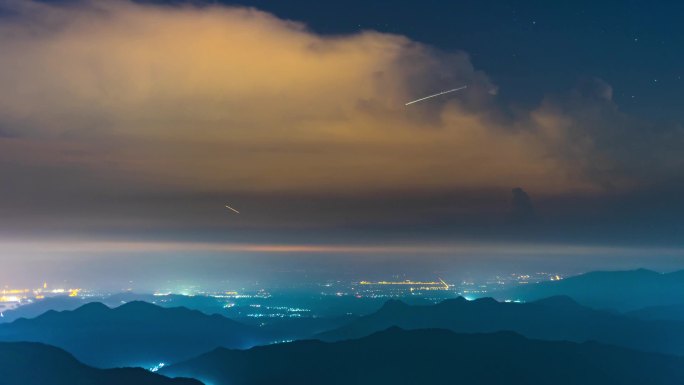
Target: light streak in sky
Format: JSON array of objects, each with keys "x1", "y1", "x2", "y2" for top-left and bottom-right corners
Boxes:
[
  {"x1": 405, "y1": 85, "x2": 467, "y2": 106},
  {"x1": 225, "y1": 204, "x2": 240, "y2": 214}
]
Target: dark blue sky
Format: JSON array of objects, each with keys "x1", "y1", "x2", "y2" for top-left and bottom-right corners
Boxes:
[{"x1": 213, "y1": 0, "x2": 684, "y2": 121}]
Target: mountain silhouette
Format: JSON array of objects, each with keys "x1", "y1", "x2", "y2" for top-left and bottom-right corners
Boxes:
[
  {"x1": 0, "y1": 341, "x2": 203, "y2": 385},
  {"x1": 317, "y1": 296, "x2": 684, "y2": 356},
  {"x1": 161, "y1": 327, "x2": 684, "y2": 385},
  {"x1": 493, "y1": 268, "x2": 684, "y2": 311},
  {"x1": 0, "y1": 301, "x2": 270, "y2": 368},
  {"x1": 0, "y1": 293, "x2": 229, "y2": 324}
]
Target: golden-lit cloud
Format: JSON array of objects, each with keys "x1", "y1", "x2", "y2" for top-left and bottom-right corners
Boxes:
[{"x1": 0, "y1": 0, "x2": 613, "y2": 197}]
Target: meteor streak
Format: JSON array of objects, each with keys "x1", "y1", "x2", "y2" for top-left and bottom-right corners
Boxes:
[
  {"x1": 405, "y1": 85, "x2": 467, "y2": 106},
  {"x1": 225, "y1": 205, "x2": 240, "y2": 214}
]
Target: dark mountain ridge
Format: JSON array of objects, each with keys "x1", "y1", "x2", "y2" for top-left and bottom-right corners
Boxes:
[
  {"x1": 317, "y1": 295, "x2": 684, "y2": 356},
  {"x1": 161, "y1": 327, "x2": 684, "y2": 385},
  {"x1": 0, "y1": 301, "x2": 270, "y2": 368}
]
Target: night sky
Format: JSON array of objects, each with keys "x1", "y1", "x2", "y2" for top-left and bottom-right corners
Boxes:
[{"x1": 1, "y1": 0, "x2": 683, "y2": 289}]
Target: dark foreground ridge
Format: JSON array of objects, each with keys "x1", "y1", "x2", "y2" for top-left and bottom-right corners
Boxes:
[
  {"x1": 0, "y1": 341, "x2": 203, "y2": 385},
  {"x1": 0, "y1": 301, "x2": 269, "y2": 368},
  {"x1": 162, "y1": 327, "x2": 684, "y2": 385},
  {"x1": 316, "y1": 295, "x2": 684, "y2": 356}
]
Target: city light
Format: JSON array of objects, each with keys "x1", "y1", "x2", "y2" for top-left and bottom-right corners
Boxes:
[{"x1": 149, "y1": 362, "x2": 166, "y2": 372}]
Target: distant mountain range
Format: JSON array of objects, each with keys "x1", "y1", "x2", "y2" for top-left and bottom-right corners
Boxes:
[
  {"x1": 492, "y1": 268, "x2": 684, "y2": 311},
  {"x1": 0, "y1": 301, "x2": 270, "y2": 368},
  {"x1": 317, "y1": 296, "x2": 684, "y2": 356},
  {"x1": 161, "y1": 327, "x2": 684, "y2": 385},
  {"x1": 0, "y1": 291, "x2": 410, "y2": 324},
  {"x1": 0, "y1": 292, "x2": 361, "y2": 341},
  {"x1": 0, "y1": 293, "x2": 227, "y2": 324},
  {"x1": 0, "y1": 341, "x2": 203, "y2": 385}
]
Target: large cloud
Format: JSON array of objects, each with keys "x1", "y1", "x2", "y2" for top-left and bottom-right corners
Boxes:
[
  {"x1": 0, "y1": 0, "x2": 683, "y2": 237},
  {"x1": 0, "y1": 0, "x2": 596, "y2": 196}
]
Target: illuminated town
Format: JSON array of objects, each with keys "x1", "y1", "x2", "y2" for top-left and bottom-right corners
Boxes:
[{"x1": 0, "y1": 283, "x2": 83, "y2": 314}]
